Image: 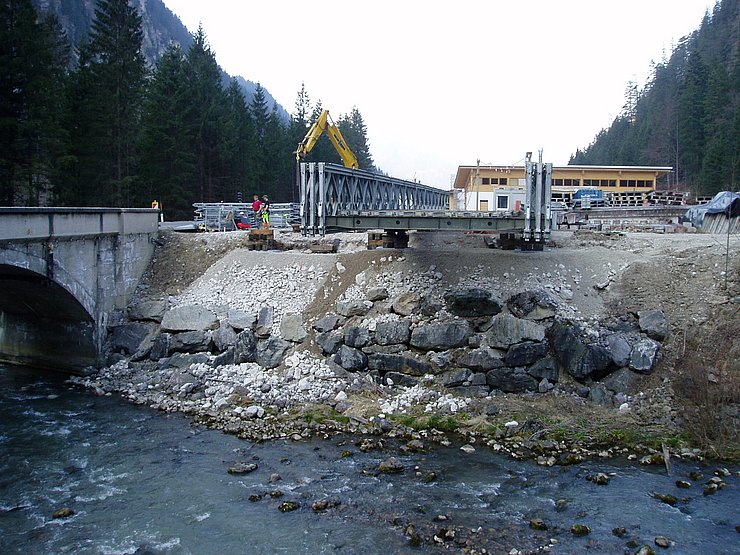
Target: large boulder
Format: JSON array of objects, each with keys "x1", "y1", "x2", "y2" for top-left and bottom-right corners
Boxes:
[
  {"x1": 161, "y1": 305, "x2": 218, "y2": 332},
  {"x1": 127, "y1": 299, "x2": 167, "y2": 322},
  {"x1": 367, "y1": 352, "x2": 432, "y2": 376},
  {"x1": 486, "y1": 367, "x2": 538, "y2": 393},
  {"x1": 456, "y1": 348, "x2": 505, "y2": 371},
  {"x1": 212, "y1": 324, "x2": 238, "y2": 352},
  {"x1": 606, "y1": 333, "x2": 633, "y2": 368},
  {"x1": 255, "y1": 306, "x2": 274, "y2": 338},
  {"x1": 280, "y1": 314, "x2": 307, "y2": 343},
  {"x1": 444, "y1": 288, "x2": 503, "y2": 317},
  {"x1": 234, "y1": 330, "x2": 258, "y2": 363},
  {"x1": 637, "y1": 309, "x2": 668, "y2": 341},
  {"x1": 527, "y1": 356, "x2": 559, "y2": 383},
  {"x1": 227, "y1": 309, "x2": 256, "y2": 331},
  {"x1": 601, "y1": 367, "x2": 640, "y2": 393},
  {"x1": 313, "y1": 313, "x2": 344, "y2": 333},
  {"x1": 438, "y1": 367, "x2": 473, "y2": 388},
  {"x1": 344, "y1": 325, "x2": 374, "y2": 348},
  {"x1": 392, "y1": 292, "x2": 421, "y2": 316},
  {"x1": 486, "y1": 313, "x2": 546, "y2": 349},
  {"x1": 333, "y1": 345, "x2": 368, "y2": 371},
  {"x1": 316, "y1": 330, "x2": 344, "y2": 355},
  {"x1": 410, "y1": 321, "x2": 473, "y2": 351},
  {"x1": 336, "y1": 300, "x2": 371, "y2": 318},
  {"x1": 256, "y1": 337, "x2": 291, "y2": 369},
  {"x1": 506, "y1": 290, "x2": 559, "y2": 320},
  {"x1": 160, "y1": 352, "x2": 210, "y2": 370},
  {"x1": 503, "y1": 340, "x2": 549, "y2": 367},
  {"x1": 169, "y1": 331, "x2": 212, "y2": 354},
  {"x1": 629, "y1": 338, "x2": 660, "y2": 373},
  {"x1": 109, "y1": 322, "x2": 157, "y2": 355},
  {"x1": 549, "y1": 321, "x2": 612, "y2": 380},
  {"x1": 375, "y1": 320, "x2": 411, "y2": 346}
]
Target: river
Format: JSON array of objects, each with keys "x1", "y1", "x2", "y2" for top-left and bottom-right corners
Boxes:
[{"x1": 0, "y1": 363, "x2": 737, "y2": 554}]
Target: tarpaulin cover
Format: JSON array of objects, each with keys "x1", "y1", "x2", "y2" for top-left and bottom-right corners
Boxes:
[{"x1": 684, "y1": 191, "x2": 740, "y2": 227}]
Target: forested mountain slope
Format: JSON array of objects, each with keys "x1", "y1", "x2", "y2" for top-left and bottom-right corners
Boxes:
[{"x1": 570, "y1": 0, "x2": 739, "y2": 195}]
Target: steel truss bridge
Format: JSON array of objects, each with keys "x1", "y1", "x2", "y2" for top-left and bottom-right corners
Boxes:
[{"x1": 298, "y1": 161, "x2": 552, "y2": 244}]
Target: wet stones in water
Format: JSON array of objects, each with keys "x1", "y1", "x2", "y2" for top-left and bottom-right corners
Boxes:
[
  {"x1": 529, "y1": 518, "x2": 548, "y2": 531},
  {"x1": 635, "y1": 546, "x2": 656, "y2": 555},
  {"x1": 571, "y1": 523, "x2": 590, "y2": 536},
  {"x1": 612, "y1": 527, "x2": 627, "y2": 537},
  {"x1": 401, "y1": 439, "x2": 425, "y2": 453},
  {"x1": 278, "y1": 501, "x2": 299, "y2": 512},
  {"x1": 689, "y1": 471, "x2": 703, "y2": 481},
  {"x1": 555, "y1": 499, "x2": 568, "y2": 512},
  {"x1": 654, "y1": 536, "x2": 671, "y2": 548},
  {"x1": 248, "y1": 494, "x2": 263, "y2": 502},
  {"x1": 405, "y1": 524, "x2": 421, "y2": 547},
  {"x1": 586, "y1": 472, "x2": 610, "y2": 485},
  {"x1": 651, "y1": 492, "x2": 677, "y2": 506},
  {"x1": 340, "y1": 450, "x2": 352, "y2": 458},
  {"x1": 675, "y1": 480, "x2": 692, "y2": 489},
  {"x1": 379, "y1": 457, "x2": 404, "y2": 473},
  {"x1": 311, "y1": 499, "x2": 340, "y2": 511},
  {"x1": 227, "y1": 462, "x2": 258, "y2": 474},
  {"x1": 269, "y1": 490, "x2": 284, "y2": 498},
  {"x1": 52, "y1": 507, "x2": 75, "y2": 519}
]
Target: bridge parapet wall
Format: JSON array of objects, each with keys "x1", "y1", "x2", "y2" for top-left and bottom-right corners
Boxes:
[{"x1": 0, "y1": 208, "x2": 159, "y2": 371}]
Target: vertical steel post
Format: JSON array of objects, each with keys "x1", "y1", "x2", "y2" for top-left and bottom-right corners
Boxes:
[
  {"x1": 524, "y1": 159, "x2": 533, "y2": 241},
  {"x1": 308, "y1": 163, "x2": 316, "y2": 235},
  {"x1": 535, "y1": 162, "x2": 543, "y2": 241},
  {"x1": 318, "y1": 162, "x2": 326, "y2": 236},
  {"x1": 544, "y1": 163, "x2": 552, "y2": 238},
  {"x1": 299, "y1": 163, "x2": 307, "y2": 236}
]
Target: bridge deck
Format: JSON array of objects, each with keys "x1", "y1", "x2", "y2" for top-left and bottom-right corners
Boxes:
[{"x1": 327, "y1": 210, "x2": 525, "y2": 231}]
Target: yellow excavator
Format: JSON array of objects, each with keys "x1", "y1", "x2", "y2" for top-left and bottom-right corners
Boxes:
[{"x1": 295, "y1": 110, "x2": 359, "y2": 170}]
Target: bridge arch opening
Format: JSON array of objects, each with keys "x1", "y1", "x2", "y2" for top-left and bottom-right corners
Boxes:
[{"x1": 0, "y1": 265, "x2": 97, "y2": 372}]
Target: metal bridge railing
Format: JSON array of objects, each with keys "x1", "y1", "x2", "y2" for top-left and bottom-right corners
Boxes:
[
  {"x1": 299, "y1": 162, "x2": 450, "y2": 235},
  {"x1": 193, "y1": 202, "x2": 298, "y2": 232}
]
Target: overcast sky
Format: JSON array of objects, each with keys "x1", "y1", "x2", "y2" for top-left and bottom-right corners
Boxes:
[{"x1": 161, "y1": 0, "x2": 715, "y2": 188}]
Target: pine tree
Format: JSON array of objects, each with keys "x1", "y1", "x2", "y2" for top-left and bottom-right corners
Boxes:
[
  {"x1": 64, "y1": 0, "x2": 147, "y2": 206},
  {"x1": 339, "y1": 106, "x2": 374, "y2": 170},
  {"x1": 137, "y1": 44, "x2": 196, "y2": 218},
  {"x1": 0, "y1": 0, "x2": 69, "y2": 205}
]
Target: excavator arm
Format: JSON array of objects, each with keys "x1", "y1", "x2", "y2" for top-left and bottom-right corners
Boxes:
[{"x1": 295, "y1": 110, "x2": 359, "y2": 170}]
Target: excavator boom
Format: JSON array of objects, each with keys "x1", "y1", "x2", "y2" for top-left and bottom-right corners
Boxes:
[{"x1": 295, "y1": 110, "x2": 359, "y2": 170}]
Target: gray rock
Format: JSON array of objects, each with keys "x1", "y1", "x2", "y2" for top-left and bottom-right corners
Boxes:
[
  {"x1": 504, "y1": 340, "x2": 550, "y2": 366},
  {"x1": 527, "y1": 356, "x2": 559, "y2": 383},
  {"x1": 601, "y1": 367, "x2": 639, "y2": 393},
  {"x1": 367, "y1": 352, "x2": 432, "y2": 376},
  {"x1": 549, "y1": 321, "x2": 612, "y2": 380},
  {"x1": 344, "y1": 325, "x2": 374, "y2": 348},
  {"x1": 486, "y1": 313, "x2": 546, "y2": 349},
  {"x1": 630, "y1": 338, "x2": 660, "y2": 373},
  {"x1": 161, "y1": 305, "x2": 219, "y2": 332},
  {"x1": 109, "y1": 322, "x2": 157, "y2": 355},
  {"x1": 538, "y1": 378, "x2": 554, "y2": 393},
  {"x1": 506, "y1": 290, "x2": 559, "y2": 320},
  {"x1": 227, "y1": 309, "x2": 256, "y2": 331},
  {"x1": 410, "y1": 321, "x2": 473, "y2": 351},
  {"x1": 169, "y1": 330, "x2": 212, "y2": 354},
  {"x1": 280, "y1": 314, "x2": 307, "y2": 343},
  {"x1": 316, "y1": 330, "x2": 344, "y2": 355},
  {"x1": 256, "y1": 337, "x2": 291, "y2": 369},
  {"x1": 234, "y1": 330, "x2": 258, "y2": 363},
  {"x1": 456, "y1": 348, "x2": 505, "y2": 371},
  {"x1": 160, "y1": 352, "x2": 210, "y2": 370},
  {"x1": 588, "y1": 383, "x2": 614, "y2": 406},
  {"x1": 375, "y1": 320, "x2": 411, "y2": 346},
  {"x1": 420, "y1": 296, "x2": 445, "y2": 317},
  {"x1": 438, "y1": 367, "x2": 473, "y2": 387},
  {"x1": 213, "y1": 347, "x2": 236, "y2": 366},
  {"x1": 333, "y1": 345, "x2": 368, "y2": 371},
  {"x1": 149, "y1": 333, "x2": 171, "y2": 360},
  {"x1": 128, "y1": 299, "x2": 167, "y2": 322},
  {"x1": 450, "y1": 385, "x2": 491, "y2": 398},
  {"x1": 392, "y1": 292, "x2": 421, "y2": 316},
  {"x1": 384, "y1": 371, "x2": 419, "y2": 387},
  {"x1": 313, "y1": 313, "x2": 343, "y2": 333},
  {"x1": 486, "y1": 367, "x2": 538, "y2": 393},
  {"x1": 336, "y1": 300, "x2": 370, "y2": 318},
  {"x1": 606, "y1": 333, "x2": 633, "y2": 367},
  {"x1": 255, "y1": 306, "x2": 274, "y2": 338},
  {"x1": 244, "y1": 405, "x2": 265, "y2": 418},
  {"x1": 444, "y1": 288, "x2": 503, "y2": 317},
  {"x1": 638, "y1": 309, "x2": 668, "y2": 341},
  {"x1": 367, "y1": 287, "x2": 389, "y2": 302},
  {"x1": 212, "y1": 323, "x2": 238, "y2": 352}
]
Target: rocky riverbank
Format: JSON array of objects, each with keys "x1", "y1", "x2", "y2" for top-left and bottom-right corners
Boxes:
[{"x1": 70, "y1": 228, "x2": 739, "y2": 463}]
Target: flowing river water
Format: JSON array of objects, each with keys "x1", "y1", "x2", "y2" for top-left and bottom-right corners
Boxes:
[{"x1": 0, "y1": 363, "x2": 737, "y2": 555}]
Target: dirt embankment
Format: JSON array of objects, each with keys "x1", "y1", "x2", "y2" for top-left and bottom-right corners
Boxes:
[{"x1": 134, "y1": 228, "x2": 739, "y2": 459}]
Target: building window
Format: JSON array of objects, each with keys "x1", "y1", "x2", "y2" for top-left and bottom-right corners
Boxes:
[
  {"x1": 500, "y1": 178, "x2": 507, "y2": 185},
  {"x1": 620, "y1": 179, "x2": 628, "y2": 187},
  {"x1": 491, "y1": 178, "x2": 499, "y2": 185},
  {"x1": 646, "y1": 180, "x2": 653, "y2": 187},
  {"x1": 480, "y1": 199, "x2": 489, "y2": 211},
  {"x1": 482, "y1": 178, "x2": 490, "y2": 185},
  {"x1": 553, "y1": 179, "x2": 563, "y2": 186},
  {"x1": 497, "y1": 196, "x2": 509, "y2": 210},
  {"x1": 628, "y1": 180, "x2": 636, "y2": 187},
  {"x1": 609, "y1": 180, "x2": 617, "y2": 187},
  {"x1": 563, "y1": 179, "x2": 581, "y2": 187}
]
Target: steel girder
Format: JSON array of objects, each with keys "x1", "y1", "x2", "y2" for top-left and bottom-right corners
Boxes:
[{"x1": 300, "y1": 163, "x2": 449, "y2": 235}]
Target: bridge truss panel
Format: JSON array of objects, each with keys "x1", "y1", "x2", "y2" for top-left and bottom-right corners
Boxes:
[{"x1": 299, "y1": 163, "x2": 450, "y2": 235}]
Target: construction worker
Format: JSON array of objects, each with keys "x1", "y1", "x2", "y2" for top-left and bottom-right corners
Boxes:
[{"x1": 261, "y1": 195, "x2": 270, "y2": 228}]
